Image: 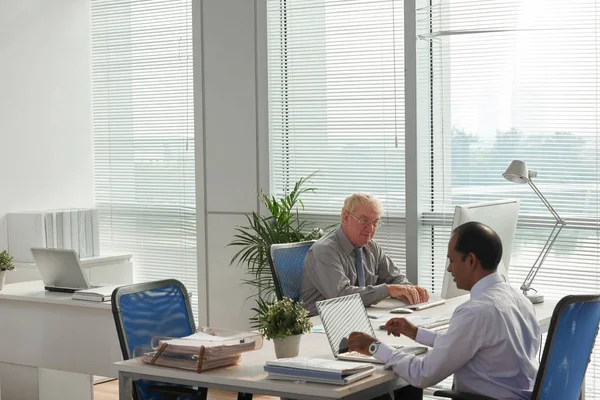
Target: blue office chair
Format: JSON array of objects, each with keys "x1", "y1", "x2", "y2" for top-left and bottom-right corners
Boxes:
[
  {"x1": 268, "y1": 240, "x2": 315, "y2": 302},
  {"x1": 434, "y1": 294, "x2": 600, "y2": 400},
  {"x1": 112, "y1": 280, "x2": 253, "y2": 400},
  {"x1": 112, "y1": 280, "x2": 207, "y2": 400}
]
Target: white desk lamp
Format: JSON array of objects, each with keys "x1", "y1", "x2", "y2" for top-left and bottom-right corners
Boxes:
[{"x1": 503, "y1": 160, "x2": 566, "y2": 304}]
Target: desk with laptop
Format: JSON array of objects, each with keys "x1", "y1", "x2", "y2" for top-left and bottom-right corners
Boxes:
[
  {"x1": 115, "y1": 294, "x2": 557, "y2": 400},
  {"x1": 0, "y1": 248, "x2": 131, "y2": 400}
]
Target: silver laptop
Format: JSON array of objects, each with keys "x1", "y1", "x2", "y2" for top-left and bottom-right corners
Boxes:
[
  {"x1": 316, "y1": 293, "x2": 427, "y2": 364},
  {"x1": 31, "y1": 248, "x2": 100, "y2": 293}
]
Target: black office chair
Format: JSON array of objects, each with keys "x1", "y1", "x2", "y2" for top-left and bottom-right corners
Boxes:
[
  {"x1": 112, "y1": 279, "x2": 253, "y2": 400},
  {"x1": 267, "y1": 241, "x2": 315, "y2": 302},
  {"x1": 434, "y1": 294, "x2": 600, "y2": 400}
]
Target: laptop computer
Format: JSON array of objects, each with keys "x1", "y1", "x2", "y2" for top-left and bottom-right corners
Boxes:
[
  {"x1": 316, "y1": 293, "x2": 427, "y2": 364},
  {"x1": 31, "y1": 248, "x2": 101, "y2": 293}
]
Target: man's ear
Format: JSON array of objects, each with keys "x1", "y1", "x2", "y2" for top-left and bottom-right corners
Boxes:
[
  {"x1": 467, "y1": 252, "x2": 477, "y2": 269},
  {"x1": 341, "y1": 211, "x2": 349, "y2": 224}
]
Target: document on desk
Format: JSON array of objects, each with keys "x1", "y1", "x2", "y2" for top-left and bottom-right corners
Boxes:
[
  {"x1": 265, "y1": 357, "x2": 374, "y2": 374},
  {"x1": 71, "y1": 285, "x2": 122, "y2": 302},
  {"x1": 265, "y1": 357, "x2": 375, "y2": 385}
]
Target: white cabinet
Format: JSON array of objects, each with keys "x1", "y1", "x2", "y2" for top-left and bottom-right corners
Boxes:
[{"x1": 7, "y1": 253, "x2": 133, "y2": 285}]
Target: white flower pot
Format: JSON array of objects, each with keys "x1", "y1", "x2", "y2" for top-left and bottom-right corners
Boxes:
[
  {"x1": 273, "y1": 334, "x2": 302, "y2": 359},
  {"x1": 0, "y1": 270, "x2": 6, "y2": 290}
]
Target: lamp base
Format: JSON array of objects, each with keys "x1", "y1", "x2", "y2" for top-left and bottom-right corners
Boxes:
[{"x1": 525, "y1": 292, "x2": 544, "y2": 304}]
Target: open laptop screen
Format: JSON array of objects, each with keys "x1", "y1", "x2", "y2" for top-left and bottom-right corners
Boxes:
[
  {"x1": 31, "y1": 248, "x2": 92, "y2": 291},
  {"x1": 316, "y1": 293, "x2": 375, "y2": 357}
]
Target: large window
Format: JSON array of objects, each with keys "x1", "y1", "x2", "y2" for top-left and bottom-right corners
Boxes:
[
  {"x1": 91, "y1": 0, "x2": 197, "y2": 312},
  {"x1": 267, "y1": 0, "x2": 407, "y2": 266},
  {"x1": 270, "y1": 0, "x2": 600, "y2": 397},
  {"x1": 416, "y1": 0, "x2": 600, "y2": 396}
]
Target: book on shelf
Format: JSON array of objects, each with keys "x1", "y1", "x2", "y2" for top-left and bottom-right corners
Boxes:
[{"x1": 264, "y1": 357, "x2": 375, "y2": 385}]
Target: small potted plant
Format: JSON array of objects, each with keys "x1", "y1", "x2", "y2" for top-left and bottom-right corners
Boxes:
[
  {"x1": 251, "y1": 297, "x2": 312, "y2": 359},
  {"x1": 0, "y1": 250, "x2": 15, "y2": 290}
]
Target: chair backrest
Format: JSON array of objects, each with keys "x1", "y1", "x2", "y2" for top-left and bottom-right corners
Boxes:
[
  {"x1": 268, "y1": 241, "x2": 315, "y2": 302},
  {"x1": 112, "y1": 279, "x2": 197, "y2": 400},
  {"x1": 532, "y1": 294, "x2": 600, "y2": 400}
]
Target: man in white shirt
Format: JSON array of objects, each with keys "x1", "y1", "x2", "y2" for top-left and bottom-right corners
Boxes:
[{"x1": 348, "y1": 221, "x2": 541, "y2": 400}]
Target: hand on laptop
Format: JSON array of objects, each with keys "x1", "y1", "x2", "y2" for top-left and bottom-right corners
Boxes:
[
  {"x1": 348, "y1": 332, "x2": 378, "y2": 356},
  {"x1": 387, "y1": 284, "x2": 430, "y2": 304},
  {"x1": 383, "y1": 318, "x2": 418, "y2": 340}
]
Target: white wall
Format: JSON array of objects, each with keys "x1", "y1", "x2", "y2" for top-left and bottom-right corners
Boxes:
[
  {"x1": 0, "y1": 0, "x2": 92, "y2": 397},
  {"x1": 0, "y1": 0, "x2": 94, "y2": 250},
  {"x1": 195, "y1": 0, "x2": 270, "y2": 330}
]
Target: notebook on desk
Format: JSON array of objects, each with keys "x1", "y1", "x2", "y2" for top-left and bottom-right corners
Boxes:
[
  {"x1": 31, "y1": 248, "x2": 102, "y2": 293},
  {"x1": 316, "y1": 294, "x2": 427, "y2": 364}
]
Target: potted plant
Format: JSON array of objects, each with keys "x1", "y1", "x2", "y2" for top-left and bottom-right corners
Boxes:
[
  {"x1": 0, "y1": 250, "x2": 15, "y2": 290},
  {"x1": 252, "y1": 297, "x2": 312, "y2": 358},
  {"x1": 228, "y1": 174, "x2": 328, "y2": 307}
]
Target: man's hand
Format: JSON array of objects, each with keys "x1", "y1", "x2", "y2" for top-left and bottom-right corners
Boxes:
[
  {"x1": 387, "y1": 285, "x2": 430, "y2": 304},
  {"x1": 415, "y1": 286, "x2": 430, "y2": 302},
  {"x1": 348, "y1": 332, "x2": 378, "y2": 356},
  {"x1": 383, "y1": 318, "x2": 418, "y2": 340}
]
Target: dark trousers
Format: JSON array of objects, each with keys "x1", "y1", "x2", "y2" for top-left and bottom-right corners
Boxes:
[{"x1": 372, "y1": 385, "x2": 423, "y2": 400}]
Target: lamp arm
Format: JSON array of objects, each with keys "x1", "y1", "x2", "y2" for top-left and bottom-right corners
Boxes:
[
  {"x1": 527, "y1": 180, "x2": 566, "y2": 224},
  {"x1": 520, "y1": 180, "x2": 567, "y2": 295},
  {"x1": 520, "y1": 222, "x2": 565, "y2": 293}
]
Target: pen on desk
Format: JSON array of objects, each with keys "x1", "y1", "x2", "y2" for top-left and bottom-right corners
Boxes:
[{"x1": 367, "y1": 314, "x2": 378, "y2": 319}]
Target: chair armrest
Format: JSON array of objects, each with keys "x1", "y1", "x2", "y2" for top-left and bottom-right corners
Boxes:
[{"x1": 433, "y1": 389, "x2": 497, "y2": 400}]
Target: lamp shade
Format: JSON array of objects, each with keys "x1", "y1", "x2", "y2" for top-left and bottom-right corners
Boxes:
[{"x1": 503, "y1": 160, "x2": 530, "y2": 183}]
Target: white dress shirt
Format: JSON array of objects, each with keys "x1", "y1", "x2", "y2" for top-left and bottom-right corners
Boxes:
[{"x1": 374, "y1": 273, "x2": 541, "y2": 400}]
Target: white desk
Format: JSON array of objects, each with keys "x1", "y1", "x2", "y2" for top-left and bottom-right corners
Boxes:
[
  {"x1": 115, "y1": 295, "x2": 557, "y2": 400},
  {"x1": 0, "y1": 281, "x2": 123, "y2": 400}
]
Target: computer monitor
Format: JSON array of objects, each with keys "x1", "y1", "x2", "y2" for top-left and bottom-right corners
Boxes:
[{"x1": 441, "y1": 199, "x2": 520, "y2": 299}]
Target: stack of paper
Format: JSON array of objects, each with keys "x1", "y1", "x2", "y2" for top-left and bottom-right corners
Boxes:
[
  {"x1": 264, "y1": 357, "x2": 375, "y2": 385},
  {"x1": 141, "y1": 330, "x2": 263, "y2": 372},
  {"x1": 72, "y1": 285, "x2": 122, "y2": 302}
]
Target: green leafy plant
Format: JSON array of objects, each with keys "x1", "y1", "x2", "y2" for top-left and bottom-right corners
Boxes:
[
  {"x1": 250, "y1": 297, "x2": 312, "y2": 340},
  {"x1": 228, "y1": 174, "x2": 327, "y2": 298},
  {"x1": 0, "y1": 250, "x2": 14, "y2": 272}
]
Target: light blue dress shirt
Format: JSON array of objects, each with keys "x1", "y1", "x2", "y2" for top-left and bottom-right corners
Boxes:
[{"x1": 374, "y1": 273, "x2": 541, "y2": 400}]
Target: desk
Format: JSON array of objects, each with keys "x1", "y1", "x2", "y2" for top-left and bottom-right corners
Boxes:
[
  {"x1": 0, "y1": 281, "x2": 123, "y2": 400},
  {"x1": 115, "y1": 295, "x2": 556, "y2": 400}
]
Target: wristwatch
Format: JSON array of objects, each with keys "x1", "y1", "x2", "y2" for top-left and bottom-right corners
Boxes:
[{"x1": 368, "y1": 341, "x2": 381, "y2": 355}]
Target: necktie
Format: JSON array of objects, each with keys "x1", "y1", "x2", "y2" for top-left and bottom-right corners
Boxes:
[{"x1": 355, "y1": 247, "x2": 365, "y2": 287}]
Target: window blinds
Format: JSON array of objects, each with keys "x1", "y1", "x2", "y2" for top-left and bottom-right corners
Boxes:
[
  {"x1": 267, "y1": 0, "x2": 406, "y2": 266},
  {"x1": 416, "y1": 0, "x2": 600, "y2": 396},
  {"x1": 91, "y1": 0, "x2": 197, "y2": 313}
]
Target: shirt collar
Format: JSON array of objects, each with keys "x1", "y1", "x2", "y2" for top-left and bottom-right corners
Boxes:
[
  {"x1": 470, "y1": 272, "x2": 503, "y2": 299},
  {"x1": 335, "y1": 226, "x2": 358, "y2": 255}
]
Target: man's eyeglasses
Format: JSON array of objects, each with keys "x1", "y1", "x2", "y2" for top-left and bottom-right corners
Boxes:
[{"x1": 347, "y1": 212, "x2": 383, "y2": 228}]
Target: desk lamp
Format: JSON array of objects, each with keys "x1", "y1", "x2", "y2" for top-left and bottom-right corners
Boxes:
[{"x1": 503, "y1": 160, "x2": 566, "y2": 304}]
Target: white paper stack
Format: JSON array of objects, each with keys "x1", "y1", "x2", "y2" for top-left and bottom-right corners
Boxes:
[
  {"x1": 264, "y1": 357, "x2": 375, "y2": 385},
  {"x1": 71, "y1": 285, "x2": 122, "y2": 302}
]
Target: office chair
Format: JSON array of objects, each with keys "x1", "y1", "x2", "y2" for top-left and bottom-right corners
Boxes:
[
  {"x1": 434, "y1": 294, "x2": 600, "y2": 400},
  {"x1": 112, "y1": 279, "x2": 253, "y2": 400},
  {"x1": 268, "y1": 240, "x2": 315, "y2": 302}
]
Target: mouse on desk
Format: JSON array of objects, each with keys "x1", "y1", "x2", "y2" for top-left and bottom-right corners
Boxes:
[{"x1": 390, "y1": 307, "x2": 414, "y2": 314}]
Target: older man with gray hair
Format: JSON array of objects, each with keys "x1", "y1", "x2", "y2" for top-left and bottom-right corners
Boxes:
[{"x1": 301, "y1": 193, "x2": 429, "y2": 316}]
